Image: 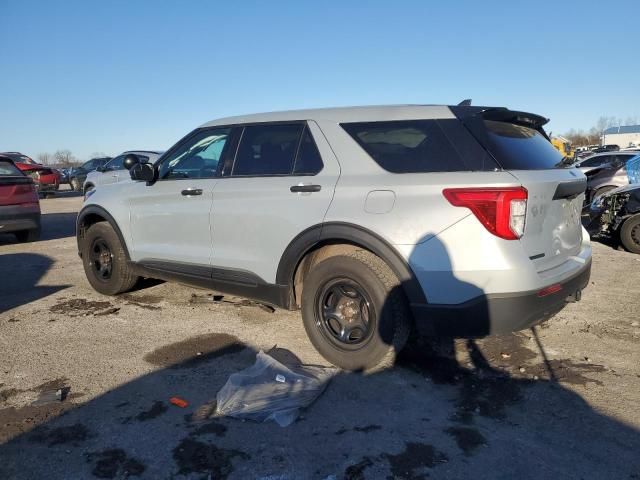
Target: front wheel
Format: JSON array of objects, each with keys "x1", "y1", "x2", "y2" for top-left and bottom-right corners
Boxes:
[
  {"x1": 620, "y1": 215, "x2": 640, "y2": 254},
  {"x1": 301, "y1": 250, "x2": 411, "y2": 370},
  {"x1": 81, "y1": 222, "x2": 139, "y2": 295}
]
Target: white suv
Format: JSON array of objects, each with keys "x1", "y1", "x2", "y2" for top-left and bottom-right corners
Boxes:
[
  {"x1": 83, "y1": 150, "x2": 163, "y2": 193},
  {"x1": 77, "y1": 105, "x2": 592, "y2": 370}
]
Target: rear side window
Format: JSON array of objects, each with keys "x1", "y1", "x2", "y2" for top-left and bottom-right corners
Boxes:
[
  {"x1": 233, "y1": 124, "x2": 303, "y2": 176},
  {"x1": 580, "y1": 156, "x2": 609, "y2": 167},
  {"x1": 293, "y1": 126, "x2": 324, "y2": 175},
  {"x1": 341, "y1": 120, "x2": 481, "y2": 173},
  {"x1": 481, "y1": 120, "x2": 563, "y2": 170},
  {"x1": 0, "y1": 160, "x2": 23, "y2": 176}
]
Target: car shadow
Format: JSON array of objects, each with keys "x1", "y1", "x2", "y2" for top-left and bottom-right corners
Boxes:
[
  {"x1": 0, "y1": 238, "x2": 638, "y2": 479},
  {"x1": 0, "y1": 212, "x2": 77, "y2": 245},
  {"x1": 0, "y1": 253, "x2": 70, "y2": 314}
]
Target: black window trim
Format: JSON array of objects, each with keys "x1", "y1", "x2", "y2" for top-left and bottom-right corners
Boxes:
[{"x1": 154, "y1": 120, "x2": 325, "y2": 182}]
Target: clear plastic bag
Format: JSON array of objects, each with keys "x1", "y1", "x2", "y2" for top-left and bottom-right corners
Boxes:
[{"x1": 215, "y1": 350, "x2": 337, "y2": 427}]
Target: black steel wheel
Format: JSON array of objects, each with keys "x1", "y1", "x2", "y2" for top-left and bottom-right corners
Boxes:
[
  {"x1": 315, "y1": 279, "x2": 376, "y2": 350},
  {"x1": 89, "y1": 238, "x2": 114, "y2": 281},
  {"x1": 81, "y1": 222, "x2": 139, "y2": 295},
  {"x1": 301, "y1": 250, "x2": 411, "y2": 370}
]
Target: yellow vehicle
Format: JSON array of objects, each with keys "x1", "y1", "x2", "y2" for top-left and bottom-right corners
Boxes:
[{"x1": 551, "y1": 135, "x2": 573, "y2": 160}]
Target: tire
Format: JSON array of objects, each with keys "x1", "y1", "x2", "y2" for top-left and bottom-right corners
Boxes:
[
  {"x1": 620, "y1": 215, "x2": 640, "y2": 254},
  {"x1": 15, "y1": 228, "x2": 41, "y2": 243},
  {"x1": 301, "y1": 250, "x2": 411, "y2": 371},
  {"x1": 70, "y1": 178, "x2": 81, "y2": 192},
  {"x1": 81, "y1": 222, "x2": 139, "y2": 295}
]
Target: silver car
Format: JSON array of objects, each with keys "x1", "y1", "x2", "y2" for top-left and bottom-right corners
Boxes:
[
  {"x1": 571, "y1": 151, "x2": 638, "y2": 174},
  {"x1": 77, "y1": 105, "x2": 592, "y2": 370},
  {"x1": 83, "y1": 150, "x2": 163, "y2": 193}
]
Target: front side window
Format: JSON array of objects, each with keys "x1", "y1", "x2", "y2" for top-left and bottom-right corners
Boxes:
[
  {"x1": 158, "y1": 128, "x2": 231, "y2": 179},
  {"x1": 233, "y1": 124, "x2": 303, "y2": 176},
  {"x1": 105, "y1": 155, "x2": 125, "y2": 170}
]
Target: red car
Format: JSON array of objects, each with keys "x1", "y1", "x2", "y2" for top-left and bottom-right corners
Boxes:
[
  {"x1": 0, "y1": 155, "x2": 41, "y2": 242},
  {"x1": 0, "y1": 152, "x2": 60, "y2": 195}
]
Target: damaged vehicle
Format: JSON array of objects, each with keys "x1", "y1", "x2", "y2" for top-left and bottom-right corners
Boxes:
[
  {"x1": 584, "y1": 155, "x2": 637, "y2": 203},
  {"x1": 589, "y1": 184, "x2": 640, "y2": 253}
]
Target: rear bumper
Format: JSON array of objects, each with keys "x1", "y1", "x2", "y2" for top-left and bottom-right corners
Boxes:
[
  {"x1": 411, "y1": 259, "x2": 591, "y2": 337},
  {"x1": 0, "y1": 207, "x2": 41, "y2": 234}
]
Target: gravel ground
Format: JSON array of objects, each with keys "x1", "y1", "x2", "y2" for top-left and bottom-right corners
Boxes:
[{"x1": 0, "y1": 189, "x2": 639, "y2": 479}]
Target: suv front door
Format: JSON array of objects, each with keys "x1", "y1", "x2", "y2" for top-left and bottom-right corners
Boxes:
[
  {"x1": 128, "y1": 127, "x2": 235, "y2": 267},
  {"x1": 210, "y1": 121, "x2": 340, "y2": 284}
]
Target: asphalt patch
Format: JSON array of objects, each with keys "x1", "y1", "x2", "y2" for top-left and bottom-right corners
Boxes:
[
  {"x1": 87, "y1": 449, "x2": 146, "y2": 479},
  {"x1": 527, "y1": 359, "x2": 607, "y2": 386},
  {"x1": 445, "y1": 426, "x2": 487, "y2": 456},
  {"x1": 29, "y1": 423, "x2": 91, "y2": 446},
  {"x1": 191, "y1": 420, "x2": 227, "y2": 437},
  {"x1": 49, "y1": 299, "x2": 116, "y2": 317},
  {"x1": 344, "y1": 456, "x2": 373, "y2": 480},
  {"x1": 143, "y1": 333, "x2": 245, "y2": 369},
  {"x1": 172, "y1": 438, "x2": 249, "y2": 478},
  {"x1": 0, "y1": 404, "x2": 69, "y2": 443},
  {"x1": 383, "y1": 442, "x2": 448, "y2": 479}
]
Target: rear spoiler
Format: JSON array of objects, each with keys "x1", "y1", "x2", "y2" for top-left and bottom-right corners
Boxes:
[{"x1": 450, "y1": 106, "x2": 550, "y2": 138}]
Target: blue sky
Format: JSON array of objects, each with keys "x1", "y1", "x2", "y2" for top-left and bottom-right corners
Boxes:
[{"x1": 1, "y1": 0, "x2": 639, "y2": 161}]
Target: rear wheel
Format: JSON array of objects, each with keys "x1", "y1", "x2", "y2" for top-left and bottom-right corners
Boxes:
[
  {"x1": 301, "y1": 250, "x2": 411, "y2": 370},
  {"x1": 620, "y1": 215, "x2": 640, "y2": 254},
  {"x1": 81, "y1": 222, "x2": 138, "y2": 295},
  {"x1": 15, "y1": 228, "x2": 41, "y2": 243}
]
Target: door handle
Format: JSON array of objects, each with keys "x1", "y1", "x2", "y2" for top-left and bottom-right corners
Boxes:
[
  {"x1": 181, "y1": 188, "x2": 203, "y2": 196},
  {"x1": 290, "y1": 184, "x2": 321, "y2": 193}
]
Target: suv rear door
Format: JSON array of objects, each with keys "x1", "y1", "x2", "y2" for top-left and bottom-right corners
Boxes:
[{"x1": 210, "y1": 121, "x2": 339, "y2": 283}]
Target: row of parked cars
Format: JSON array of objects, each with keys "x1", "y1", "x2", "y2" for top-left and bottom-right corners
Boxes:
[{"x1": 572, "y1": 150, "x2": 640, "y2": 254}]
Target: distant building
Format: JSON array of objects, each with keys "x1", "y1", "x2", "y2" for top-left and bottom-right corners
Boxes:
[{"x1": 602, "y1": 125, "x2": 640, "y2": 148}]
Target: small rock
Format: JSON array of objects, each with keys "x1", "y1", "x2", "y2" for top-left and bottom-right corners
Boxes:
[
  {"x1": 533, "y1": 375, "x2": 539, "y2": 380},
  {"x1": 500, "y1": 352, "x2": 511, "y2": 359},
  {"x1": 631, "y1": 321, "x2": 639, "y2": 327},
  {"x1": 519, "y1": 367, "x2": 526, "y2": 373},
  {"x1": 584, "y1": 356, "x2": 591, "y2": 363}
]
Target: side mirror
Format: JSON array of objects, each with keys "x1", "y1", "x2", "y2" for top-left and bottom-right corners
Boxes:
[
  {"x1": 123, "y1": 154, "x2": 140, "y2": 170},
  {"x1": 130, "y1": 162, "x2": 156, "y2": 183},
  {"x1": 95, "y1": 166, "x2": 105, "y2": 173}
]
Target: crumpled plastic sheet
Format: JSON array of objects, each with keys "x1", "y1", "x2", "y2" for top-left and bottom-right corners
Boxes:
[{"x1": 215, "y1": 350, "x2": 338, "y2": 427}]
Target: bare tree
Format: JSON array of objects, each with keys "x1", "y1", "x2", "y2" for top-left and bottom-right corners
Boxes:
[
  {"x1": 53, "y1": 149, "x2": 76, "y2": 167},
  {"x1": 37, "y1": 152, "x2": 52, "y2": 165},
  {"x1": 90, "y1": 152, "x2": 108, "y2": 159}
]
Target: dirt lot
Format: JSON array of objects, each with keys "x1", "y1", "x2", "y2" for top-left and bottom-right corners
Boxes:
[{"x1": 1, "y1": 189, "x2": 639, "y2": 479}]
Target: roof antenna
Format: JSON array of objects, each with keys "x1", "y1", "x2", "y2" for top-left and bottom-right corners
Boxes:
[{"x1": 458, "y1": 99, "x2": 472, "y2": 106}]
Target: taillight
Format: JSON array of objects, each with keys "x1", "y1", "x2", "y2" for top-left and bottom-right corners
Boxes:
[{"x1": 443, "y1": 187, "x2": 528, "y2": 240}]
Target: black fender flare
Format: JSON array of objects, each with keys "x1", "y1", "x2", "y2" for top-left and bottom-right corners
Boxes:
[
  {"x1": 276, "y1": 222, "x2": 427, "y2": 305},
  {"x1": 76, "y1": 205, "x2": 130, "y2": 260}
]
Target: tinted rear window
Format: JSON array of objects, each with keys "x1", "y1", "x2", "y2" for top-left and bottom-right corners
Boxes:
[
  {"x1": 0, "y1": 160, "x2": 23, "y2": 176},
  {"x1": 341, "y1": 120, "x2": 493, "y2": 173},
  {"x1": 481, "y1": 120, "x2": 563, "y2": 170}
]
